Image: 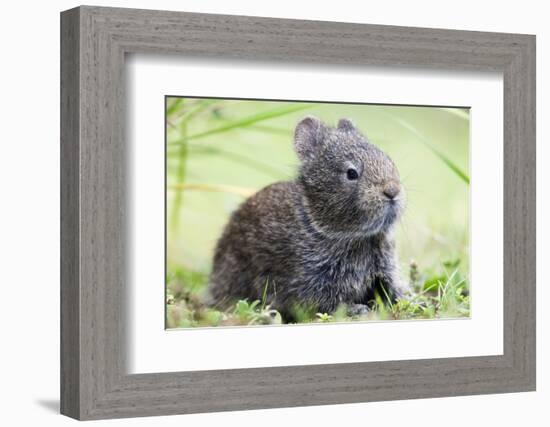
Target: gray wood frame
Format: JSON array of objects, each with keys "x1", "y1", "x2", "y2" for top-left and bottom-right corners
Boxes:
[{"x1": 60, "y1": 5, "x2": 536, "y2": 420}]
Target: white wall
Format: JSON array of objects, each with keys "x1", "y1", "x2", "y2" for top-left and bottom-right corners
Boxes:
[{"x1": 0, "y1": 0, "x2": 546, "y2": 425}]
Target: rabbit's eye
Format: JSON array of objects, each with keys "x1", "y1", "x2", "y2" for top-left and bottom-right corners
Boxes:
[{"x1": 346, "y1": 168, "x2": 359, "y2": 180}]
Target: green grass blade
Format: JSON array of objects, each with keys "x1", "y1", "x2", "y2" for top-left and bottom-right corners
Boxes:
[
  {"x1": 439, "y1": 107, "x2": 470, "y2": 121},
  {"x1": 381, "y1": 111, "x2": 470, "y2": 184},
  {"x1": 178, "y1": 99, "x2": 219, "y2": 124},
  {"x1": 176, "y1": 143, "x2": 291, "y2": 179},
  {"x1": 246, "y1": 124, "x2": 293, "y2": 135},
  {"x1": 169, "y1": 119, "x2": 188, "y2": 231},
  {"x1": 261, "y1": 279, "x2": 269, "y2": 311},
  {"x1": 167, "y1": 183, "x2": 255, "y2": 198},
  {"x1": 166, "y1": 97, "x2": 184, "y2": 116},
  {"x1": 169, "y1": 103, "x2": 314, "y2": 144},
  {"x1": 167, "y1": 99, "x2": 220, "y2": 131}
]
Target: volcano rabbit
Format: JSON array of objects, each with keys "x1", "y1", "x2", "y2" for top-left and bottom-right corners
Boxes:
[{"x1": 207, "y1": 116, "x2": 408, "y2": 321}]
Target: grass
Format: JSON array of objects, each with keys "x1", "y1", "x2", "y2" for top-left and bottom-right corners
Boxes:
[
  {"x1": 166, "y1": 257, "x2": 470, "y2": 328},
  {"x1": 165, "y1": 97, "x2": 470, "y2": 328}
]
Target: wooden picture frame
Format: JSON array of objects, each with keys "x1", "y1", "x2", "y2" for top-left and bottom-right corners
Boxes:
[{"x1": 60, "y1": 5, "x2": 536, "y2": 420}]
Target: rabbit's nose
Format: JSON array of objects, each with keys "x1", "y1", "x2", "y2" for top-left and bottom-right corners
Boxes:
[{"x1": 383, "y1": 184, "x2": 400, "y2": 200}]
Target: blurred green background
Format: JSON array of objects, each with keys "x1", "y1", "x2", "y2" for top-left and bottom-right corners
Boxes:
[{"x1": 166, "y1": 97, "x2": 470, "y2": 328}]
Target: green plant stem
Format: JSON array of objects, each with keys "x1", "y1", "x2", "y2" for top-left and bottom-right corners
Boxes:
[
  {"x1": 380, "y1": 110, "x2": 470, "y2": 184},
  {"x1": 168, "y1": 103, "x2": 313, "y2": 145},
  {"x1": 166, "y1": 97, "x2": 184, "y2": 116},
  {"x1": 182, "y1": 143, "x2": 288, "y2": 179},
  {"x1": 439, "y1": 107, "x2": 470, "y2": 121},
  {"x1": 170, "y1": 121, "x2": 188, "y2": 231},
  {"x1": 173, "y1": 99, "x2": 219, "y2": 127},
  {"x1": 167, "y1": 183, "x2": 255, "y2": 198}
]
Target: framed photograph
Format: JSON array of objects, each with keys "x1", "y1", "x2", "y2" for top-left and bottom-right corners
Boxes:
[
  {"x1": 61, "y1": 6, "x2": 536, "y2": 420},
  {"x1": 164, "y1": 97, "x2": 471, "y2": 330}
]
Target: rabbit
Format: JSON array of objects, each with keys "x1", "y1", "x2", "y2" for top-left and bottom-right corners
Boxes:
[{"x1": 207, "y1": 116, "x2": 408, "y2": 322}]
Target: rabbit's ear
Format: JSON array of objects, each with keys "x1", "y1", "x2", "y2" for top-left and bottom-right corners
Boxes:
[
  {"x1": 294, "y1": 116, "x2": 324, "y2": 162},
  {"x1": 337, "y1": 118, "x2": 355, "y2": 131}
]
